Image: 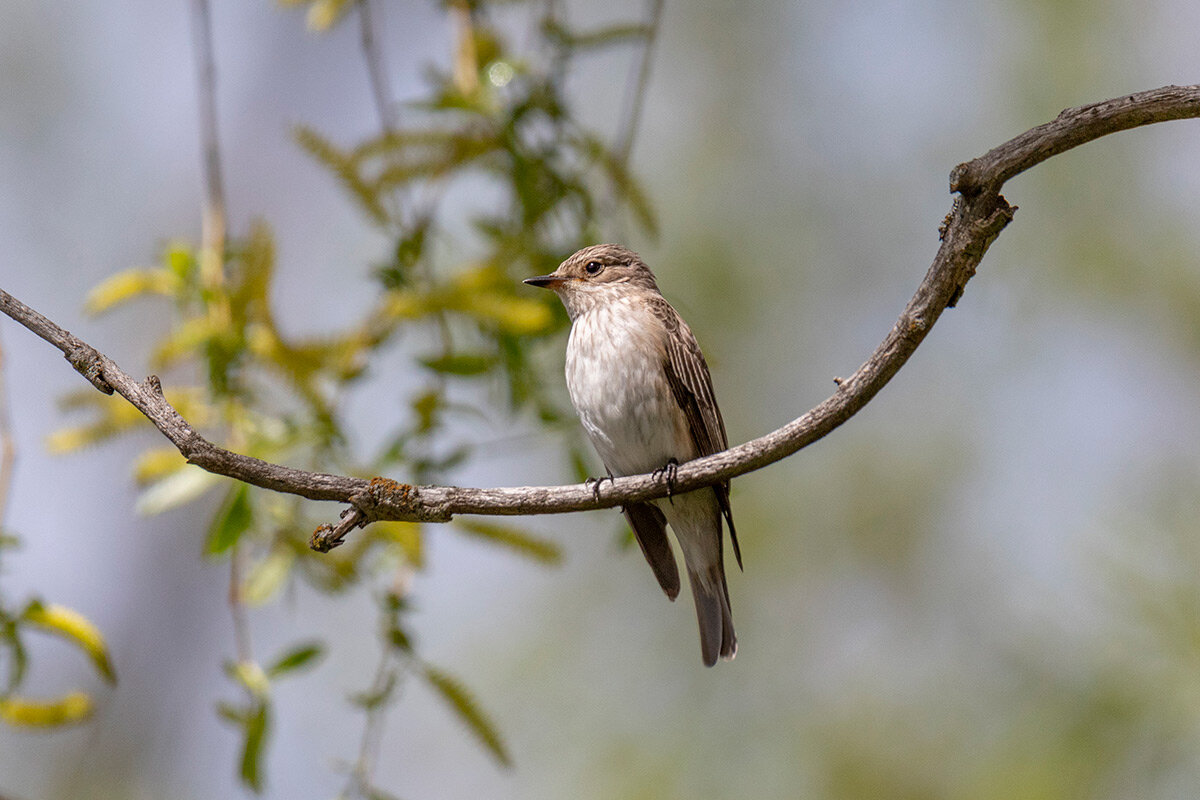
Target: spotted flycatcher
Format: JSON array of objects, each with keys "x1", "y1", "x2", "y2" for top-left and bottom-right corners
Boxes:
[{"x1": 525, "y1": 244, "x2": 741, "y2": 666}]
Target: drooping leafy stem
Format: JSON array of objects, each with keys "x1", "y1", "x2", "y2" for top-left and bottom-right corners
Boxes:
[{"x1": 46, "y1": 0, "x2": 662, "y2": 792}]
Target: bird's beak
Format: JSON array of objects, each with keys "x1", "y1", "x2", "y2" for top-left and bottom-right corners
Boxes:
[{"x1": 523, "y1": 274, "x2": 564, "y2": 289}]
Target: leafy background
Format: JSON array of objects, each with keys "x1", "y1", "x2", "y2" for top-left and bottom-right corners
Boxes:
[{"x1": 3, "y1": 0, "x2": 1200, "y2": 798}]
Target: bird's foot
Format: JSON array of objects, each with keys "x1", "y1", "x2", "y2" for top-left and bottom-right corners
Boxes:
[
  {"x1": 585, "y1": 473, "x2": 613, "y2": 501},
  {"x1": 653, "y1": 458, "x2": 680, "y2": 502}
]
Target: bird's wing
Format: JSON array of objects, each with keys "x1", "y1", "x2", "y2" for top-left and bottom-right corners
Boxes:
[
  {"x1": 623, "y1": 502, "x2": 680, "y2": 599},
  {"x1": 648, "y1": 296, "x2": 742, "y2": 569}
]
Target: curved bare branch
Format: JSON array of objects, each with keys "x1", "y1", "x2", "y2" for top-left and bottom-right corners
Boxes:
[{"x1": 3, "y1": 84, "x2": 1199, "y2": 551}]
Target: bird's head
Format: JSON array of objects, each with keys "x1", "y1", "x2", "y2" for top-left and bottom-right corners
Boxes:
[{"x1": 523, "y1": 244, "x2": 659, "y2": 319}]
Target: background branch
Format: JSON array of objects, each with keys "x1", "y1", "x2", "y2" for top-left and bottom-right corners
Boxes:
[{"x1": 2, "y1": 84, "x2": 1198, "y2": 550}]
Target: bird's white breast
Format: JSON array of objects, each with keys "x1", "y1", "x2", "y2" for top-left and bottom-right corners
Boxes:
[{"x1": 565, "y1": 296, "x2": 692, "y2": 476}]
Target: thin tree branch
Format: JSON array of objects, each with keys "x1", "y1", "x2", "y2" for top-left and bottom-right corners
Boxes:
[
  {"x1": 613, "y1": 0, "x2": 664, "y2": 165},
  {"x1": 189, "y1": 0, "x2": 229, "y2": 296},
  {"x1": 358, "y1": 0, "x2": 398, "y2": 133},
  {"x1": 2, "y1": 84, "x2": 1199, "y2": 551},
  {"x1": 0, "y1": 335, "x2": 16, "y2": 530}
]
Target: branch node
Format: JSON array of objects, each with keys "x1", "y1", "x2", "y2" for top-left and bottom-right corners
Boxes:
[
  {"x1": 65, "y1": 347, "x2": 114, "y2": 395},
  {"x1": 309, "y1": 507, "x2": 367, "y2": 553},
  {"x1": 832, "y1": 376, "x2": 845, "y2": 387},
  {"x1": 143, "y1": 374, "x2": 164, "y2": 395},
  {"x1": 949, "y1": 161, "x2": 979, "y2": 196},
  {"x1": 360, "y1": 476, "x2": 452, "y2": 523}
]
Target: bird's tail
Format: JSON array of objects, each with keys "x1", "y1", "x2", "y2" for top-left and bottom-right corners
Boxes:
[{"x1": 688, "y1": 562, "x2": 736, "y2": 667}]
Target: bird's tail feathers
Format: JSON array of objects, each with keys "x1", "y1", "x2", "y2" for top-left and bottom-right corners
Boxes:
[{"x1": 688, "y1": 564, "x2": 737, "y2": 667}]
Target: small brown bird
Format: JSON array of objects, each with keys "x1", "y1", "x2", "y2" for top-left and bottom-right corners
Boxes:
[{"x1": 525, "y1": 244, "x2": 740, "y2": 666}]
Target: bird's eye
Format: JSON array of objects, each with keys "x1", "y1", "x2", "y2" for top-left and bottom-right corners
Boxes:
[{"x1": 584, "y1": 260, "x2": 603, "y2": 275}]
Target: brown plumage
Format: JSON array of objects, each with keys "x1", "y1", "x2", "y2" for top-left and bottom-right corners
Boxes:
[{"x1": 525, "y1": 244, "x2": 740, "y2": 666}]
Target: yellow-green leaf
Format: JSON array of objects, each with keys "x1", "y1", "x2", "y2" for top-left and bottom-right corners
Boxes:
[
  {"x1": 453, "y1": 520, "x2": 562, "y2": 565},
  {"x1": 242, "y1": 549, "x2": 295, "y2": 606},
  {"x1": 373, "y1": 521, "x2": 423, "y2": 567},
  {"x1": 22, "y1": 601, "x2": 117, "y2": 684},
  {"x1": 0, "y1": 691, "x2": 94, "y2": 728},
  {"x1": 133, "y1": 447, "x2": 189, "y2": 485},
  {"x1": 206, "y1": 484, "x2": 254, "y2": 556},
  {"x1": 239, "y1": 700, "x2": 270, "y2": 792},
  {"x1": 136, "y1": 466, "x2": 223, "y2": 516},
  {"x1": 151, "y1": 315, "x2": 225, "y2": 369},
  {"x1": 47, "y1": 391, "x2": 156, "y2": 454},
  {"x1": 85, "y1": 268, "x2": 179, "y2": 315},
  {"x1": 266, "y1": 642, "x2": 324, "y2": 679},
  {"x1": 456, "y1": 291, "x2": 554, "y2": 335},
  {"x1": 419, "y1": 352, "x2": 497, "y2": 376},
  {"x1": 306, "y1": 0, "x2": 351, "y2": 31},
  {"x1": 423, "y1": 665, "x2": 511, "y2": 767}
]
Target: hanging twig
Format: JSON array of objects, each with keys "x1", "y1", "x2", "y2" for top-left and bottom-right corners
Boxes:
[
  {"x1": 613, "y1": 0, "x2": 665, "y2": 166},
  {"x1": 358, "y1": 0, "x2": 398, "y2": 132},
  {"x1": 0, "y1": 336, "x2": 16, "y2": 531},
  {"x1": 188, "y1": 0, "x2": 229, "y2": 296}
]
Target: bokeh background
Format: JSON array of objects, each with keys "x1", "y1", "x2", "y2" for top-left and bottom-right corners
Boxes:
[{"x1": 4, "y1": 0, "x2": 1200, "y2": 797}]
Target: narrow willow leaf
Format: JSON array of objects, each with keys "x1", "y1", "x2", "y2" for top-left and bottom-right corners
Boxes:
[
  {"x1": 294, "y1": 125, "x2": 389, "y2": 224},
  {"x1": 151, "y1": 315, "x2": 225, "y2": 370},
  {"x1": 349, "y1": 670, "x2": 397, "y2": 710},
  {"x1": 569, "y1": 445, "x2": 594, "y2": 484},
  {"x1": 135, "y1": 465, "x2": 222, "y2": 516},
  {"x1": 366, "y1": 788, "x2": 404, "y2": 800},
  {"x1": 453, "y1": 519, "x2": 562, "y2": 565},
  {"x1": 84, "y1": 268, "x2": 178, "y2": 315},
  {"x1": 418, "y1": 352, "x2": 497, "y2": 376},
  {"x1": 305, "y1": 0, "x2": 351, "y2": 31},
  {"x1": 22, "y1": 601, "x2": 117, "y2": 684},
  {"x1": 44, "y1": 424, "x2": 120, "y2": 455},
  {"x1": 577, "y1": 133, "x2": 659, "y2": 237},
  {"x1": 231, "y1": 221, "x2": 276, "y2": 324},
  {"x1": 242, "y1": 549, "x2": 296, "y2": 606},
  {"x1": 542, "y1": 19, "x2": 653, "y2": 50},
  {"x1": 239, "y1": 701, "x2": 270, "y2": 793},
  {"x1": 163, "y1": 242, "x2": 198, "y2": 282},
  {"x1": 47, "y1": 392, "x2": 154, "y2": 454},
  {"x1": 215, "y1": 700, "x2": 246, "y2": 724},
  {"x1": 373, "y1": 521, "x2": 423, "y2": 567},
  {"x1": 266, "y1": 642, "x2": 324, "y2": 679},
  {"x1": 423, "y1": 665, "x2": 511, "y2": 767},
  {"x1": 0, "y1": 619, "x2": 29, "y2": 692},
  {"x1": 387, "y1": 625, "x2": 413, "y2": 654},
  {"x1": 455, "y1": 292, "x2": 554, "y2": 335},
  {"x1": 133, "y1": 447, "x2": 189, "y2": 485},
  {"x1": 0, "y1": 691, "x2": 93, "y2": 727},
  {"x1": 206, "y1": 483, "x2": 254, "y2": 556}
]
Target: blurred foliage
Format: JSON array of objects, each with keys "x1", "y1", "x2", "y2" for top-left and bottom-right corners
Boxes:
[
  {"x1": 31, "y1": 0, "x2": 657, "y2": 794},
  {"x1": 0, "y1": 532, "x2": 117, "y2": 730}
]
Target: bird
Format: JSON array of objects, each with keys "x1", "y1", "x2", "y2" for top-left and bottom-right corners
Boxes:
[{"x1": 524, "y1": 244, "x2": 741, "y2": 666}]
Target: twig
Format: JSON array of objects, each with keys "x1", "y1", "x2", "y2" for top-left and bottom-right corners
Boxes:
[
  {"x1": 613, "y1": 0, "x2": 664, "y2": 165},
  {"x1": 449, "y1": 0, "x2": 478, "y2": 97},
  {"x1": 0, "y1": 335, "x2": 15, "y2": 529},
  {"x1": 3, "y1": 84, "x2": 1199, "y2": 548},
  {"x1": 229, "y1": 546, "x2": 254, "y2": 663},
  {"x1": 189, "y1": 0, "x2": 229, "y2": 297},
  {"x1": 358, "y1": 0, "x2": 397, "y2": 133}
]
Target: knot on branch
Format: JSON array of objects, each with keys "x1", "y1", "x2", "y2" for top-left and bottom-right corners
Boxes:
[
  {"x1": 310, "y1": 506, "x2": 367, "y2": 552},
  {"x1": 309, "y1": 477, "x2": 451, "y2": 553},
  {"x1": 65, "y1": 346, "x2": 113, "y2": 395},
  {"x1": 945, "y1": 196, "x2": 1018, "y2": 308}
]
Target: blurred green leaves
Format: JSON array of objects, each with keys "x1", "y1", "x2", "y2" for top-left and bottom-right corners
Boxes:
[
  {"x1": 39, "y1": 0, "x2": 659, "y2": 793},
  {"x1": 0, "y1": 590, "x2": 117, "y2": 730},
  {"x1": 423, "y1": 665, "x2": 511, "y2": 767}
]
